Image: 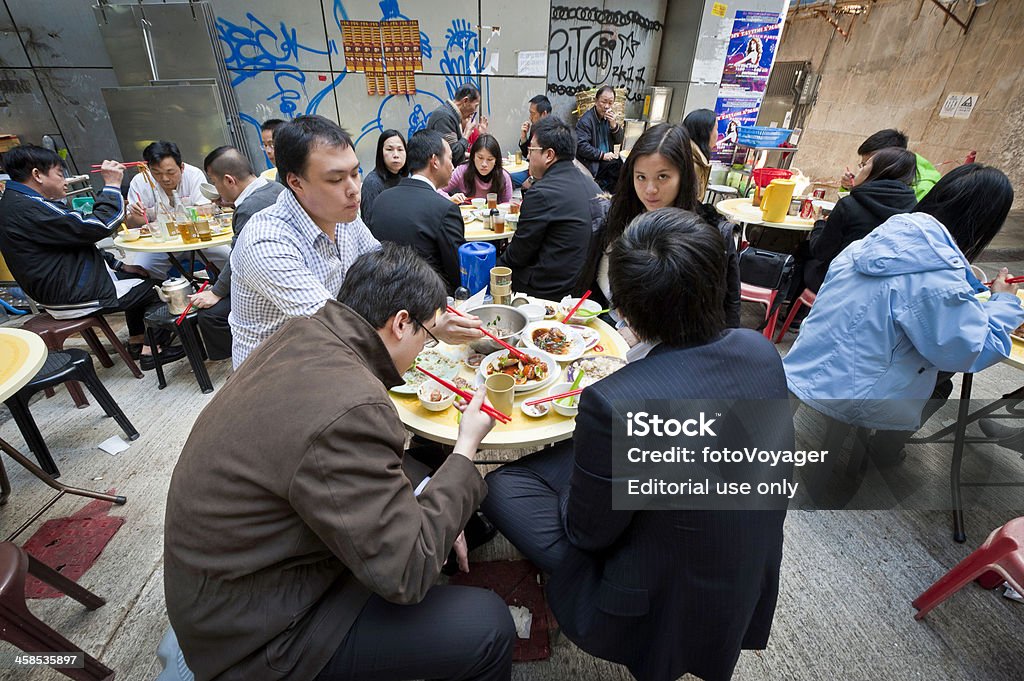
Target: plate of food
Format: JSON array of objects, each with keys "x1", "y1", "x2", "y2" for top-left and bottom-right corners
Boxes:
[
  {"x1": 477, "y1": 348, "x2": 558, "y2": 394},
  {"x1": 391, "y1": 351, "x2": 460, "y2": 394},
  {"x1": 566, "y1": 356, "x2": 626, "y2": 387},
  {"x1": 520, "y1": 322, "x2": 587, "y2": 362},
  {"x1": 567, "y1": 324, "x2": 601, "y2": 350}
]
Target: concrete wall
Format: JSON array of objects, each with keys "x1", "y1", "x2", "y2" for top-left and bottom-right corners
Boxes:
[{"x1": 776, "y1": 0, "x2": 1024, "y2": 207}]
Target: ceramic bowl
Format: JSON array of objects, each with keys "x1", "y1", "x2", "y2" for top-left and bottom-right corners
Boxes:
[
  {"x1": 547, "y1": 382, "x2": 580, "y2": 417},
  {"x1": 417, "y1": 380, "x2": 455, "y2": 412},
  {"x1": 120, "y1": 228, "x2": 141, "y2": 242},
  {"x1": 199, "y1": 182, "x2": 220, "y2": 202}
]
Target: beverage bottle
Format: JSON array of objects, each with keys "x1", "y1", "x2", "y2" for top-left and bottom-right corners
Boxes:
[
  {"x1": 454, "y1": 286, "x2": 470, "y2": 308},
  {"x1": 150, "y1": 202, "x2": 169, "y2": 242}
]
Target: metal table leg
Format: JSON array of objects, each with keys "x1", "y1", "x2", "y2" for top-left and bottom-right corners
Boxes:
[
  {"x1": 950, "y1": 374, "x2": 973, "y2": 543},
  {"x1": 0, "y1": 436, "x2": 126, "y2": 512}
]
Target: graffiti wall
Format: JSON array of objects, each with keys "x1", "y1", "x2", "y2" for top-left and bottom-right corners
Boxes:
[
  {"x1": 547, "y1": 0, "x2": 667, "y2": 122},
  {"x1": 208, "y1": 0, "x2": 551, "y2": 173}
]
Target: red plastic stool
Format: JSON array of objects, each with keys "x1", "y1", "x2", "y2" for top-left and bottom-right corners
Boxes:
[
  {"x1": 740, "y1": 283, "x2": 779, "y2": 340},
  {"x1": 912, "y1": 517, "x2": 1024, "y2": 620},
  {"x1": 775, "y1": 288, "x2": 816, "y2": 343}
]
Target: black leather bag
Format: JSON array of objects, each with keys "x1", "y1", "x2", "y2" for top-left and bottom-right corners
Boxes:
[{"x1": 739, "y1": 247, "x2": 793, "y2": 290}]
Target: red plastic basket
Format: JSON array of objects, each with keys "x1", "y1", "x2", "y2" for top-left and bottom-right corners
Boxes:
[{"x1": 751, "y1": 168, "x2": 793, "y2": 188}]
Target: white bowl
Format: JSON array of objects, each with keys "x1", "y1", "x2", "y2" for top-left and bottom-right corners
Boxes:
[
  {"x1": 417, "y1": 380, "x2": 455, "y2": 411},
  {"x1": 559, "y1": 296, "x2": 603, "y2": 324},
  {"x1": 547, "y1": 382, "x2": 580, "y2": 417},
  {"x1": 471, "y1": 198, "x2": 487, "y2": 210},
  {"x1": 519, "y1": 304, "x2": 545, "y2": 322},
  {"x1": 120, "y1": 228, "x2": 141, "y2": 242},
  {"x1": 199, "y1": 182, "x2": 220, "y2": 202},
  {"x1": 520, "y1": 400, "x2": 550, "y2": 418}
]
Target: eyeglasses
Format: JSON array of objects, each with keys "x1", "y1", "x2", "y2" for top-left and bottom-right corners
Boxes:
[
  {"x1": 415, "y1": 320, "x2": 439, "y2": 348},
  {"x1": 262, "y1": 142, "x2": 275, "y2": 150},
  {"x1": 527, "y1": 146, "x2": 544, "y2": 154}
]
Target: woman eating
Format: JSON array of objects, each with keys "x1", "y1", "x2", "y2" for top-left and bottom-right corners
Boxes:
[{"x1": 444, "y1": 134, "x2": 512, "y2": 204}]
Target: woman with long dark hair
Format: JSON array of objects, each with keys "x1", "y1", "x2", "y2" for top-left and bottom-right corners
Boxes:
[
  {"x1": 360, "y1": 129, "x2": 407, "y2": 226},
  {"x1": 444, "y1": 134, "x2": 512, "y2": 203},
  {"x1": 682, "y1": 108, "x2": 718, "y2": 200},
  {"x1": 802, "y1": 146, "x2": 918, "y2": 292},
  {"x1": 590, "y1": 123, "x2": 740, "y2": 327}
]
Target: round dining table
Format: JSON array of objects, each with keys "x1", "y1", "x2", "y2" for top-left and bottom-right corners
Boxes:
[
  {"x1": 114, "y1": 226, "x2": 233, "y2": 283},
  {"x1": 389, "y1": 302, "x2": 628, "y2": 450},
  {"x1": 461, "y1": 204, "x2": 515, "y2": 243},
  {"x1": 715, "y1": 197, "x2": 815, "y2": 231}
]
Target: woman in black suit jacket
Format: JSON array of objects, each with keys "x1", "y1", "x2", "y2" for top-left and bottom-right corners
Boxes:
[{"x1": 483, "y1": 209, "x2": 794, "y2": 681}]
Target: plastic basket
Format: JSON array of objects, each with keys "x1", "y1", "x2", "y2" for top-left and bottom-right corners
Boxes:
[
  {"x1": 736, "y1": 126, "x2": 792, "y2": 148},
  {"x1": 751, "y1": 168, "x2": 793, "y2": 188}
]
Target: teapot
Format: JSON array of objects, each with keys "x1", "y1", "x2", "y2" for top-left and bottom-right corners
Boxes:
[
  {"x1": 154, "y1": 277, "x2": 193, "y2": 315},
  {"x1": 760, "y1": 178, "x2": 797, "y2": 223}
]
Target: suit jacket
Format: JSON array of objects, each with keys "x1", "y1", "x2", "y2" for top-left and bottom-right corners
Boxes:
[
  {"x1": 498, "y1": 159, "x2": 601, "y2": 299},
  {"x1": 426, "y1": 101, "x2": 469, "y2": 165},
  {"x1": 211, "y1": 180, "x2": 285, "y2": 298},
  {"x1": 164, "y1": 301, "x2": 485, "y2": 681},
  {"x1": 370, "y1": 177, "x2": 466, "y2": 292},
  {"x1": 549, "y1": 329, "x2": 793, "y2": 681},
  {"x1": 575, "y1": 107, "x2": 624, "y2": 176}
]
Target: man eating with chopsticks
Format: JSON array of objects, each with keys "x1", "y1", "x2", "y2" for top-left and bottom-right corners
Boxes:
[{"x1": 165, "y1": 242, "x2": 515, "y2": 681}]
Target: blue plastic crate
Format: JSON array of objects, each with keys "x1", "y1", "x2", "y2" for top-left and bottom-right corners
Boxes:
[{"x1": 736, "y1": 126, "x2": 792, "y2": 148}]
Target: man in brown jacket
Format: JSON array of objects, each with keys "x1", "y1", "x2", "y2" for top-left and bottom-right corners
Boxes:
[{"x1": 164, "y1": 244, "x2": 515, "y2": 681}]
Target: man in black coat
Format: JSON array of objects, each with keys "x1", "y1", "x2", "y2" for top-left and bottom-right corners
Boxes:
[
  {"x1": 370, "y1": 130, "x2": 465, "y2": 293},
  {"x1": 188, "y1": 145, "x2": 285, "y2": 360},
  {"x1": 575, "y1": 85, "x2": 624, "y2": 191},
  {"x1": 499, "y1": 116, "x2": 601, "y2": 300},
  {"x1": 483, "y1": 210, "x2": 793, "y2": 681},
  {"x1": 425, "y1": 84, "x2": 485, "y2": 167}
]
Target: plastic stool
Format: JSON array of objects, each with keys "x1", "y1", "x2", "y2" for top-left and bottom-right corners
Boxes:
[
  {"x1": 740, "y1": 283, "x2": 779, "y2": 340},
  {"x1": 775, "y1": 288, "x2": 816, "y2": 343},
  {"x1": 143, "y1": 305, "x2": 213, "y2": 394}
]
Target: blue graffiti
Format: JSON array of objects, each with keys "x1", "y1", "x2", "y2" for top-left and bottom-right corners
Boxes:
[
  {"x1": 371, "y1": 0, "x2": 433, "y2": 59},
  {"x1": 354, "y1": 91, "x2": 445, "y2": 152},
  {"x1": 439, "y1": 19, "x2": 483, "y2": 99}
]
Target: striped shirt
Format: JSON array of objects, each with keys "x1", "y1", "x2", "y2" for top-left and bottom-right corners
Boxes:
[{"x1": 228, "y1": 189, "x2": 380, "y2": 367}]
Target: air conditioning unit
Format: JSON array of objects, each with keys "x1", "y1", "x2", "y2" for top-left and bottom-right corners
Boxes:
[{"x1": 798, "y1": 73, "x2": 821, "y2": 105}]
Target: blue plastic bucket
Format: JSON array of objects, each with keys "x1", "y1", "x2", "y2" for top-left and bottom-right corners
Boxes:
[{"x1": 459, "y1": 242, "x2": 496, "y2": 295}]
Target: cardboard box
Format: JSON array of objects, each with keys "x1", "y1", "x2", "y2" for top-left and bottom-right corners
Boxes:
[{"x1": 0, "y1": 135, "x2": 20, "y2": 154}]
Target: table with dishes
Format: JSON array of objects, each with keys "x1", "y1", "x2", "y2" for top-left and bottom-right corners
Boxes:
[
  {"x1": 461, "y1": 202, "x2": 518, "y2": 243},
  {"x1": 114, "y1": 220, "x2": 234, "y2": 283},
  {"x1": 388, "y1": 297, "x2": 628, "y2": 450}
]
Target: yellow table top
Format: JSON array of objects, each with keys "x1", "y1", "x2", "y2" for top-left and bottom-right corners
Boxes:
[
  {"x1": 461, "y1": 205, "x2": 515, "y2": 243},
  {"x1": 716, "y1": 197, "x2": 815, "y2": 231},
  {"x1": 114, "y1": 228, "x2": 233, "y2": 253},
  {"x1": 390, "y1": 306, "x2": 628, "y2": 449},
  {"x1": 0, "y1": 328, "x2": 47, "y2": 402},
  {"x1": 505, "y1": 160, "x2": 529, "y2": 175}
]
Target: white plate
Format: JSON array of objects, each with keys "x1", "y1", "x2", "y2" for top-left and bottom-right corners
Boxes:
[
  {"x1": 567, "y1": 324, "x2": 600, "y2": 350},
  {"x1": 566, "y1": 356, "x2": 627, "y2": 387},
  {"x1": 519, "y1": 321, "x2": 587, "y2": 362},
  {"x1": 391, "y1": 351, "x2": 460, "y2": 394},
  {"x1": 477, "y1": 348, "x2": 559, "y2": 394}
]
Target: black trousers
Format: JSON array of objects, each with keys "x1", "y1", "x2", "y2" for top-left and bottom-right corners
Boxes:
[
  {"x1": 314, "y1": 585, "x2": 515, "y2": 681},
  {"x1": 479, "y1": 443, "x2": 575, "y2": 575},
  {"x1": 96, "y1": 277, "x2": 164, "y2": 338},
  {"x1": 196, "y1": 295, "x2": 232, "y2": 361}
]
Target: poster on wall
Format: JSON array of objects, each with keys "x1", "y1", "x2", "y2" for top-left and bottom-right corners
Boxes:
[
  {"x1": 720, "y1": 10, "x2": 783, "y2": 96},
  {"x1": 712, "y1": 96, "x2": 761, "y2": 163}
]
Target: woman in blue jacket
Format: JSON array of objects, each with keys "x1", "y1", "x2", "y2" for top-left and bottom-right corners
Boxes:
[{"x1": 784, "y1": 164, "x2": 1023, "y2": 464}]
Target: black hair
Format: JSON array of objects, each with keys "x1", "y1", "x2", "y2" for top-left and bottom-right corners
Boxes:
[
  {"x1": 464, "y1": 134, "x2": 505, "y2": 199},
  {"x1": 608, "y1": 208, "x2": 725, "y2": 346},
  {"x1": 682, "y1": 108, "x2": 717, "y2": 162},
  {"x1": 861, "y1": 147, "x2": 916, "y2": 186},
  {"x1": 454, "y1": 84, "x2": 480, "y2": 102},
  {"x1": 595, "y1": 85, "x2": 615, "y2": 100},
  {"x1": 604, "y1": 123, "x2": 698, "y2": 250},
  {"x1": 203, "y1": 145, "x2": 254, "y2": 179},
  {"x1": 407, "y1": 129, "x2": 446, "y2": 173},
  {"x1": 2, "y1": 144, "x2": 61, "y2": 182},
  {"x1": 530, "y1": 116, "x2": 575, "y2": 162},
  {"x1": 913, "y1": 163, "x2": 1014, "y2": 263},
  {"x1": 529, "y1": 95, "x2": 552, "y2": 115},
  {"x1": 373, "y1": 129, "x2": 408, "y2": 188},
  {"x1": 273, "y1": 115, "x2": 353, "y2": 189},
  {"x1": 857, "y1": 129, "x2": 909, "y2": 156},
  {"x1": 261, "y1": 119, "x2": 286, "y2": 134},
  {"x1": 337, "y1": 242, "x2": 447, "y2": 330},
  {"x1": 142, "y1": 141, "x2": 182, "y2": 167}
]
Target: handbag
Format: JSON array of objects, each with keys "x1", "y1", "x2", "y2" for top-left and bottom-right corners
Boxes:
[{"x1": 739, "y1": 247, "x2": 793, "y2": 290}]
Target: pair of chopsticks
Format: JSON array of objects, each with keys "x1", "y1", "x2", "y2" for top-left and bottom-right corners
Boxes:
[
  {"x1": 445, "y1": 305, "x2": 532, "y2": 363},
  {"x1": 525, "y1": 388, "x2": 583, "y2": 407},
  {"x1": 984, "y1": 276, "x2": 1024, "y2": 287},
  {"x1": 562, "y1": 290, "x2": 592, "y2": 323},
  {"x1": 415, "y1": 366, "x2": 512, "y2": 423},
  {"x1": 175, "y1": 282, "x2": 208, "y2": 325},
  {"x1": 90, "y1": 161, "x2": 146, "y2": 174}
]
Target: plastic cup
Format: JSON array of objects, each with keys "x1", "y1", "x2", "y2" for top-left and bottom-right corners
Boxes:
[
  {"x1": 487, "y1": 192, "x2": 498, "y2": 210},
  {"x1": 484, "y1": 373, "x2": 515, "y2": 416}
]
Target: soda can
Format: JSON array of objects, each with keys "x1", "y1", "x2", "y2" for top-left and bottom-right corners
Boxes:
[
  {"x1": 800, "y1": 198, "x2": 815, "y2": 220},
  {"x1": 813, "y1": 188, "x2": 826, "y2": 200}
]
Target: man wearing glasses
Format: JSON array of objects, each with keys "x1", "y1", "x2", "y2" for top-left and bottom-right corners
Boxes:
[
  {"x1": 166, "y1": 244, "x2": 516, "y2": 681},
  {"x1": 259, "y1": 118, "x2": 285, "y2": 183},
  {"x1": 499, "y1": 116, "x2": 602, "y2": 299}
]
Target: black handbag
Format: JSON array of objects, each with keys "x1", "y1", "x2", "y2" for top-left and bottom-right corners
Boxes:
[{"x1": 739, "y1": 247, "x2": 793, "y2": 290}]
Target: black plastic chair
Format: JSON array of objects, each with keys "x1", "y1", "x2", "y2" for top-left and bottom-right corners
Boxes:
[
  {"x1": 143, "y1": 305, "x2": 213, "y2": 394},
  {"x1": 3, "y1": 349, "x2": 138, "y2": 477}
]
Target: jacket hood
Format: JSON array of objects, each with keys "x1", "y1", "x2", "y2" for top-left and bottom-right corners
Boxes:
[
  {"x1": 850, "y1": 212, "x2": 969, "y2": 277},
  {"x1": 848, "y1": 179, "x2": 917, "y2": 221}
]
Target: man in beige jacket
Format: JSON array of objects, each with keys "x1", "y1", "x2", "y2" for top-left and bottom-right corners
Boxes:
[{"x1": 164, "y1": 243, "x2": 515, "y2": 681}]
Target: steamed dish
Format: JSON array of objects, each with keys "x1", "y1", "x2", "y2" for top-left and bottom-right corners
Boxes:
[{"x1": 398, "y1": 352, "x2": 458, "y2": 390}]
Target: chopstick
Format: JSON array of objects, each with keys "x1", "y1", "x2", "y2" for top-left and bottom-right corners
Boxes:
[
  {"x1": 445, "y1": 305, "x2": 532, "y2": 363},
  {"x1": 983, "y1": 276, "x2": 1024, "y2": 287},
  {"x1": 415, "y1": 366, "x2": 511, "y2": 423},
  {"x1": 562, "y1": 290, "x2": 592, "y2": 323},
  {"x1": 525, "y1": 389, "x2": 583, "y2": 407},
  {"x1": 91, "y1": 161, "x2": 146, "y2": 168},
  {"x1": 175, "y1": 281, "x2": 207, "y2": 325}
]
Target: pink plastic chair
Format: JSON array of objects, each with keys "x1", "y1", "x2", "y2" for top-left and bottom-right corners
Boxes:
[
  {"x1": 740, "y1": 283, "x2": 779, "y2": 339},
  {"x1": 775, "y1": 288, "x2": 816, "y2": 343},
  {"x1": 912, "y1": 517, "x2": 1024, "y2": 620}
]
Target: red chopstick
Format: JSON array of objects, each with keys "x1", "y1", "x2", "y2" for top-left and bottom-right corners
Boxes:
[
  {"x1": 91, "y1": 161, "x2": 146, "y2": 168},
  {"x1": 446, "y1": 305, "x2": 532, "y2": 363},
  {"x1": 175, "y1": 281, "x2": 208, "y2": 325},
  {"x1": 562, "y1": 290, "x2": 592, "y2": 323},
  {"x1": 983, "y1": 276, "x2": 1024, "y2": 287},
  {"x1": 525, "y1": 389, "x2": 583, "y2": 407},
  {"x1": 415, "y1": 366, "x2": 511, "y2": 423}
]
